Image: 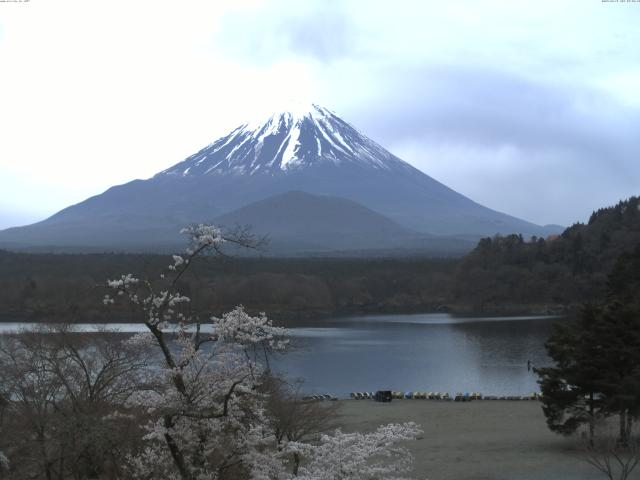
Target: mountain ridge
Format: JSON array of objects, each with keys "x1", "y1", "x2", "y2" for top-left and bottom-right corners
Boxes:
[
  {"x1": 158, "y1": 103, "x2": 414, "y2": 177},
  {"x1": 0, "y1": 103, "x2": 562, "y2": 252}
]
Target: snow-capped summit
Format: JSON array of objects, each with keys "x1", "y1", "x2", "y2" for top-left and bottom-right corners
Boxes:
[
  {"x1": 159, "y1": 103, "x2": 412, "y2": 177},
  {"x1": 242, "y1": 100, "x2": 330, "y2": 129},
  {"x1": 0, "y1": 103, "x2": 563, "y2": 252}
]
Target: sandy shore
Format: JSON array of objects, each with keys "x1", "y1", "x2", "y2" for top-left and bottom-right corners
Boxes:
[{"x1": 336, "y1": 400, "x2": 605, "y2": 480}]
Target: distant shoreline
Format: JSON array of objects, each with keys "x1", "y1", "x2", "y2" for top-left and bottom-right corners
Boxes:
[{"x1": 0, "y1": 303, "x2": 572, "y2": 326}]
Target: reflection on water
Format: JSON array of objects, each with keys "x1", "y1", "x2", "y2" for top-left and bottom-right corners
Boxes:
[
  {"x1": 0, "y1": 313, "x2": 560, "y2": 398},
  {"x1": 271, "y1": 313, "x2": 559, "y2": 398},
  {"x1": 0, "y1": 322, "x2": 215, "y2": 334}
]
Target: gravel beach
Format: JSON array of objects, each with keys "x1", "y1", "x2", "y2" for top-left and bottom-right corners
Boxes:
[{"x1": 337, "y1": 400, "x2": 607, "y2": 480}]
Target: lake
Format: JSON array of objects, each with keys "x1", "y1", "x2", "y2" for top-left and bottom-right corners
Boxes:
[
  {"x1": 272, "y1": 313, "x2": 559, "y2": 398},
  {"x1": 0, "y1": 313, "x2": 560, "y2": 398}
]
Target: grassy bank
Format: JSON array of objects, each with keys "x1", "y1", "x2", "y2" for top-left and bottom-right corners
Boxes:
[{"x1": 336, "y1": 400, "x2": 602, "y2": 480}]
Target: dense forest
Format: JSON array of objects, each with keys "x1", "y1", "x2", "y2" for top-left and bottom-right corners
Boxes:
[
  {"x1": 453, "y1": 196, "x2": 640, "y2": 310},
  {"x1": 0, "y1": 253, "x2": 456, "y2": 323},
  {"x1": 0, "y1": 197, "x2": 638, "y2": 324}
]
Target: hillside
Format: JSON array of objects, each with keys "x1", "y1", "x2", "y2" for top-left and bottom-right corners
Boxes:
[
  {"x1": 213, "y1": 191, "x2": 416, "y2": 253},
  {"x1": 452, "y1": 196, "x2": 640, "y2": 310},
  {"x1": 212, "y1": 191, "x2": 477, "y2": 255}
]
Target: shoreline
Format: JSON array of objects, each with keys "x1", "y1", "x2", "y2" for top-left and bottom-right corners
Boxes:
[{"x1": 0, "y1": 304, "x2": 571, "y2": 325}]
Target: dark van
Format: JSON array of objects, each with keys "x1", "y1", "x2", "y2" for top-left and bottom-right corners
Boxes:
[{"x1": 374, "y1": 390, "x2": 393, "y2": 402}]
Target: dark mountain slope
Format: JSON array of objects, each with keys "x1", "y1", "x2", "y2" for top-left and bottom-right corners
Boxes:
[{"x1": 210, "y1": 191, "x2": 478, "y2": 255}]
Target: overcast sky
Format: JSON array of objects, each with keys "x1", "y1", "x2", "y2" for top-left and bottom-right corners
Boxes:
[{"x1": 0, "y1": 0, "x2": 639, "y2": 229}]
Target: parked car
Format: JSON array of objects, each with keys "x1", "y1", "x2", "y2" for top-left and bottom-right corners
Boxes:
[{"x1": 374, "y1": 390, "x2": 393, "y2": 402}]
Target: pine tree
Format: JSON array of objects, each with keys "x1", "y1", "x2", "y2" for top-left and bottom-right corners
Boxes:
[
  {"x1": 536, "y1": 305, "x2": 607, "y2": 440},
  {"x1": 537, "y1": 246, "x2": 640, "y2": 444}
]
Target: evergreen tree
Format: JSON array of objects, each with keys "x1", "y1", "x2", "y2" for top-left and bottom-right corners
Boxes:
[
  {"x1": 536, "y1": 306, "x2": 607, "y2": 440},
  {"x1": 537, "y1": 245, "x2": 640, "y2": 444},
  {"x1": 596, "y1": 246, "x2": 640, "y2": 444}
]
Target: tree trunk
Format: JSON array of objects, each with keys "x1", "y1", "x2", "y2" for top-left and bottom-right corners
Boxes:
[
  {"x1": 43, "y1": 461, "x2": 53, "y2": 480},
  {"x1": 588, "y1": 391, "x2": 595, "y2": 446},
  {"x1": 163, "y1": 415, "x2": 192, "y2": 480},
  {"x1": 619, "y1": 410, "x2": 629, "y2": 446},
  {"x1": 38, "y1": 428, "x2": 53, "y2": 480},
  {"x1": 293, "y1": 452, "x2": 300, "y2": 476}
]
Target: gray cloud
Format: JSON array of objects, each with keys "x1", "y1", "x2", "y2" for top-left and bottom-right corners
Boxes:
[
  {"x1": 279, "y1": 9, "x2": 354, "y2": 61},
  {"x1": 349, "y1": 66, "x2": 638, "y2": 157},
  {"x1": 216, "y1": 2, "x2": 356, "y2": 64},
  {"x1": 339, "y1": 66, "x2": 640, "y2": 225}
]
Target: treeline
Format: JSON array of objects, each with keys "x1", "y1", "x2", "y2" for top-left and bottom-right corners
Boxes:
[
  {"x1": 452, "y1": 196, "x2": 640, "y2": 310},
  {"x1": 0, "y1": 253, "x2": 456, "y2": 323},
  {"x1": 1, "y1": 196, "x2": 638, "y2": 322}
]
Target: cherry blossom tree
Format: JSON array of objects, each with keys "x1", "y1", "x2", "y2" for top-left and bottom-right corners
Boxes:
[
  {"x1": 105, "y1": 225, "x2": 291, "y2": 479},
  {"x1": 0, "y1": 389, "x2": 6, "y2": 477},
  {"x1": 104, "y1": 224, "x2": 423, "y2": 480},
  {"x1": 0, "y1": 324, "x2": 150, "y2": 479},
  {"x1": 289, "y1": 423, "x2": 422, "y2": 480},
  {"x1": 262, "y1": 377, "x2": 340, "y2": 474},
  {"x1": 0, "y1": 451, "x2": 8, "y2": 477}
]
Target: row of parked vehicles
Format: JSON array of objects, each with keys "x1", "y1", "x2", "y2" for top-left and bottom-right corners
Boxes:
[
  {"x1": 350, "y1": 391, "x2": 542, "y2": 402},
  {"x1": 301, "y1": 394, "x2": 338, "y2": 401}
]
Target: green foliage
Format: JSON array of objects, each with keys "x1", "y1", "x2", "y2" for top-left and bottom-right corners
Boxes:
[
  {"x1": 607, "y1": 244, "x2": 640, "y2": 307},
  {"x1": 454, "y1": 196, "x2": 640, "y2": 309},
  {"x1": 536, "y1": 306, "x2": 608, "y2": 436},
  {"x1": 0, "y1": 253, "x2": 456, "y2": 323},
  {"x1": 536, "y1": 244, "x2": 640, "y2": 442}
]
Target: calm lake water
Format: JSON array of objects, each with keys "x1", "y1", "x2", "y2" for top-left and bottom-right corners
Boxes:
[
  {"x1": 0, "y1": 313, "x2": 560, "y2": 398},
  {"x1": 273, "y1": 313, "x2": 559, "y2": 398}
]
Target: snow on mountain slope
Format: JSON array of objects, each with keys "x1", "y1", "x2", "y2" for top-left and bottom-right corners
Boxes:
[{"x1": 159, "y1": 103, "x2": 414, "y2": 177}]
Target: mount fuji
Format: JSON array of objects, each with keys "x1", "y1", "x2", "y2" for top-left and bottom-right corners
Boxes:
[{"x1": 0, "y1": 103, "x2": 560, "y2": 254}]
